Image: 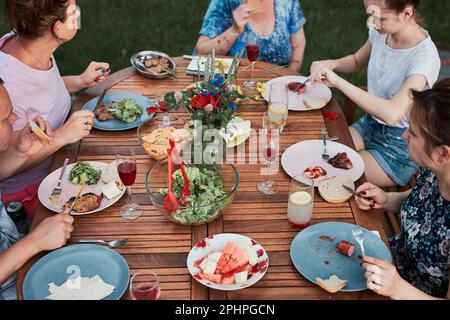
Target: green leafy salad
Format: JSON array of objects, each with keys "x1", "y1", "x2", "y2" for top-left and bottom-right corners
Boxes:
[
  {"x1": 69, "y1": 162, "x2": 101, "y2": 185},
  {"x1": 110, "y1": 99, "x2": 143, "y2": 123},
  {"x1": 160, "y1": 167, "x2": 228, "y2": 224}
]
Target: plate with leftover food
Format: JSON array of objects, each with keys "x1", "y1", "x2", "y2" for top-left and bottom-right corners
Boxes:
[
  {"x1": 187, "y1": 233, "x2": 269, "y2": 291},
  {"x1": 263, "y1": 76, "x2": 332, "y2": 111},
  {"x1": 131, "y1": 50, "x2": 177, "y2": 79},
  {"x1": 290, "y1": 222, "x2": 392, "y2": 293},
  {"x1": 82, "y1": 92, "x2": 155, "y2": 131},
  {"x1": 281, "y1": 140, "x2": 365, "y2": 186},
  {"x1": 23, "y1": 244, "x2": 130, "y2": 300},
  {"x1": 38, "y1": 161, "x2": 126, "y2": 215}
]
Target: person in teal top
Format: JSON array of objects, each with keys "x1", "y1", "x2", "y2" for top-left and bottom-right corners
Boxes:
[
  {"x1": 0, "y1": 78, "x2": 74, "y2": 300},
  {"x1": 195, "y1": 0, "x2": 307, "y2": 72}
]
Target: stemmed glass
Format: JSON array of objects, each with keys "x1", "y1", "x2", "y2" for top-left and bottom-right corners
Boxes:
[
  {"x1": 243, "y1": 32, "x2": 260, "y2": 89},
  {"x1": 130, "y1": 272, "x2": 161, "y2": 300},
  {"x1": 257, "y1": 112, "x2": 280, "y2": 195},
  {"x1": 116, "y1": 150, "x2": 143, "y2": 220},
  {"x1": 268, "y1": 83, "x2": 289, "y2": 132}
]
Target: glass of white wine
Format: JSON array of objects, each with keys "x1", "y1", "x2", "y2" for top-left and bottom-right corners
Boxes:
[{"x1": 268, "y1": 83, "x2": 288, "y2": 132}]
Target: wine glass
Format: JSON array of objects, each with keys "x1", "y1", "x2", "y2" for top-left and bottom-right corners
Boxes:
[
  {"x1": 153, "y1": 90, "x2": 171, "y2": 128},
  {"x1": 257, "y1": 112, "x2": 280, "y2": 195},
  {"x1": 243, "y1": 32, "x2": 260, "y2": 89},
  {"x1": 130, "y1": 272, "x2": 161, "y2": 300},
  {"x1": 268, "y1": 83, "x2": 289, "y2": 132},
  {"x1": 116, "y1": 150, "x2": 143, "y2": 220}
]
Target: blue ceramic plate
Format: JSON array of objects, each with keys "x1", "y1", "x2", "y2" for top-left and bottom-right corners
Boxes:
[
  {"x1": 82, "y1": 92, "x2": 155, "y2": 131},
  {"x1": 290, "y1": 222, "x2": 392, "y2": 292},
  {"x1": 23, "y1": 245, "x2": 130, "y2": 300}
]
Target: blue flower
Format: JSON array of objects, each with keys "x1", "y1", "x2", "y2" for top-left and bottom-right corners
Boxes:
[
  {"x1": 206, "y1": 90, "x2": 217, "y2": 98},
  {"x1": 210, "y1": 74, "x2": 225, "y2": 87},
  {"x1": 229, "y1": 103, "x2": 237, "y2": 112}
]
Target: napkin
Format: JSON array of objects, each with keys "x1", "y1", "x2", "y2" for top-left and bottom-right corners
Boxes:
[
  {"x1": 47, "y1": 275, "x2": 115, "y2": 300},
  {"x1": 220, "y1": 120, "x2": 252, "y2": 144},
  {"x1": 187, "y1": 57, "x2": 237, "y2": 76}
]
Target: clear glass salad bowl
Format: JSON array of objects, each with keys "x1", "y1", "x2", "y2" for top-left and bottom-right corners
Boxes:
[{"x1": 145, "y1": 161, "x2": 239, "y2": 226}]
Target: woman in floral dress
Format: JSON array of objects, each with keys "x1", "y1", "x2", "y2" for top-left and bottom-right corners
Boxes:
[{"x1": 355, "y1": 78, "x2": 450, "y2": 299}]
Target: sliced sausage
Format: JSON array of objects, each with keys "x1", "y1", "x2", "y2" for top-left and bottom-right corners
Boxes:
[{"x1": 337, "y1": 240, "x2": 355, "y2": 257}]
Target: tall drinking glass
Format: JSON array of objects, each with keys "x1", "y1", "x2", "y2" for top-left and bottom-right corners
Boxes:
[
  {"x1": 243, "y1": 32, "x2": 260, "y2": 89},
  {"x1": 130, "y1": 272, "x2": 161, "y2": 300},
  {"x1": 288, "y1": 177, "x2": 314, "y2": 229},
  {"x1": 268, "y1": 83, "x2": 288, "y2": 132},
  {"x1": 116, "y1": 150, "x2": 143, "y2": 220},
  {"x1": 257, "y1": 112, "x2": 280, "y2": 195}
]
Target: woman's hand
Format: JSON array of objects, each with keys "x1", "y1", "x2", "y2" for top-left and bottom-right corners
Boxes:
[
  {"x1": 56, "y1": 110, "x2": 94, "y2": 145},
  {"x1": 232, "y1": 4, "x2": 254, "y2": 35},
  {"x1": 15, "y1": 117, "x2": 53, "y2": 156},
  {"x1": 78, "y1": 61, "x2": 110, "y2": 88},
  {"x1": 355, "y1": 183, "x2": 388, "y2": 210},
  {"x1": 310, "y1": 60, "x2": 337, "y2": 77},
  {"x1": 28, "y1": 209, "x2": 74, "y2": 252},
  {"x1": 310, "y1": 67, "x2": 342, "y2": 88},
  {"x1": 362, "y1": 256, "x2": 405, "y2": 299}
]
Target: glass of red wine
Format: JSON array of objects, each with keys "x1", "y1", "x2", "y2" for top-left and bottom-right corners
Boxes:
[
  {"x1": 243, "y1": 32, "x2": 260, "y2": 89},
  {"x1": 116, "y1": 150, "x2": 143, "y2": 220},
  {"x1": 257, "y1": 112, "x2": 280, "y2": 195},
  {"x1": 130, "y1": 272, "x2": 161, "y2": 300}
]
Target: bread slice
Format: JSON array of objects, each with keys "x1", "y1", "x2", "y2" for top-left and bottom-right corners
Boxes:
[
  {"x1": 316, "y1": 275, "x2": 348, "y2": 293},
  {"x1": 318, "y1": 177, "x2": 355, "y2": 204}
]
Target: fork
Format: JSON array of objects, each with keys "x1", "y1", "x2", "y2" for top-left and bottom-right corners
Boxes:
[
  {"x1": 51, "y1": 158, "x2": 69, "y2": 197},
  {"x1": 70, "y1": 239, "x2": 128, "y2": 248},
  {"x1": 321, "y1": 128, "x2": 330, "y2": 160},
  {"x1": 352, "y1": 227, "x2": 366, "y2": 257}
]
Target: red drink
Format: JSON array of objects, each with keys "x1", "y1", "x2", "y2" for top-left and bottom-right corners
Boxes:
[
  {"x1": 264, "y1": 146, "x2": 278, "y2": 163},
  {"x1": 131, "y1": 286, "x2": 161, "y2": 300},
  {"x1": 246, "y1": 45, "x2": 260, "y2": 62},
  {"x1": 118, "y1": 162, "x2": 137, "y2": 186},
  {"x1": 288, "y1": 220, "x2": 311, "y2": 229}
]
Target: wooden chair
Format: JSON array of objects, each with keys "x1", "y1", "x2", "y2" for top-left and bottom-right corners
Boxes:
[{"x1": 343, "y1": 91, "x2": 419, "y2": 238}]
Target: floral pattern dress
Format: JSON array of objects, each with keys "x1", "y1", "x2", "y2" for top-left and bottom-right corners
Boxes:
[
  {"x1": 390, "y1": 169, "x2": 450, "y2": 297},
  {"x1": 198, "y1": 0, "x2": 306, "y2": 65}
]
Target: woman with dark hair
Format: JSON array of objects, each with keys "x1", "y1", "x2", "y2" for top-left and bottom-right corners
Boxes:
[
  {"x1": 195, "y1": 0, "x2": 307, "y2": 72},
  {"x1": 356, "y1": 78, "x2": 450, "y2": 300},
  {"x1": 310, "y1": 0, "x2": 441, "y2": 188},
  {"x1": 0, "y1": 0, "x2": 109, "y2": 219}
]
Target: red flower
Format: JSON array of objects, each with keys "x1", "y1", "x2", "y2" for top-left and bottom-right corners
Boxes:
[
  {"x1": 324, "y1": 111, "x2": 339, "y2": 120},
  {"x1": 208, "y1": 93, "x2": 222, "y2": 108},
  {"x1": 191, "y1": 94, "x2": 209, "y2": 109},
  {"x1": 146, "y1": 106, "x2": 159, "y2": 115}
]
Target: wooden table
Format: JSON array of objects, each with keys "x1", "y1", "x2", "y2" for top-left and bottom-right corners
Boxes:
[{"x1": 17, "y1": 58, "x2": 389, "y2": 300}]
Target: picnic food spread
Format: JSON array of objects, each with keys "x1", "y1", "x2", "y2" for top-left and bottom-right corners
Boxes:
[
  {"x1": 315, "y1": 275, "x2": 348, "y2": 294},
  {"x1": 288, "y1": 82, "x2": 308, "y2": 94},
  {"x1": 95, "y1": 98, "x2": 143, "y2": 123},
  {"x1": 63, "y1": 193, "x2": 104, "y2": 213},
  {"x1": 141, "y1": 126, "x2": 187, "y2": 160},
  {"x1": 303, "y1": 166, "x2": 327, "y2": 179},
  {"x1": 337, "y1": 240, "x2": 356, "y2": 257},
  {"x1": 144, "y1": 55, "x2": 171, "y2": 74}
]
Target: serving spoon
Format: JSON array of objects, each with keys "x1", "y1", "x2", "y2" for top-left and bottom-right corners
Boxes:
[
  {"x1": 164, "y1": 148, "x2": 181, "y2": 213},
  {"x1": 169, "y1": 139, "x2": 190, "y2": 205}
]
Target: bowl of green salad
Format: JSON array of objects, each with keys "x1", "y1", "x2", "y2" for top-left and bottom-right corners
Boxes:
[{"x1": 145, "y1": 162, "x2": 239, "y2": 226}]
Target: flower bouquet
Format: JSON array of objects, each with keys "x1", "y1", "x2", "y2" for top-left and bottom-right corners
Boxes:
[{"x1": 156, "y1": 51, "x2": 264, "y2": 164}]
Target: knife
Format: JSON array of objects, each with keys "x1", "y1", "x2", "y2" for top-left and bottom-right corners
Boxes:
[
  {"x1": 342, "y1": 184, "x2": 358, "y2": 196},
  {"x1": 92, "y1": 89, "x2": 107, "y2": 115},
  {"x1": 65, "y1": 184, "x2": 86, "y2": 215}
]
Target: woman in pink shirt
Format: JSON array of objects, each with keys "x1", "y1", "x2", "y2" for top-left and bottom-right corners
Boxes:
[{"x1": 0, "y1": 0, "x2": 110, "y2": 219}]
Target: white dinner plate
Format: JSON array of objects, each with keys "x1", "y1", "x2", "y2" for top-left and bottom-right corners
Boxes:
[
  {"x1": 38, "y1": 161, "x2": 126, "y2": 216},
  {"x1": 263, "y1": 76, "x2": 332, "y2": 111},
  {"x1": 281, "y1": 140, "x2": 365, "y2": 185},
  {"x1": 187, "y1": 233, "x2": 269, "y2": 291}
]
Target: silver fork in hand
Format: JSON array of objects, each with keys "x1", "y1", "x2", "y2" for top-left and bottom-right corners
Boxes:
[
  {"x1": 70, "y1": 239, "x2": 128, "y2": 248},
  {"x1": 321, "y1": 128, "x2": 330, "y2": 160},
  {"x1": 352, "y1": 227, "x2": 366, "y2": 257},
  {"x1": 51, "y1": 158, "x2": 69, "y2": 197}
]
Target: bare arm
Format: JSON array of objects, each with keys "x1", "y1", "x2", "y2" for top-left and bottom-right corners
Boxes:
[
  {"x1": 392, "y1": 276, "x2": 450, "y2": 300},
  {"x1": 288, "y1": 28, "x2": 306, "y2": 73},
  {"x1": 195, "y1": 30, "x2": 241, "y2": 56},
  {"x1": 385, "y1": 190, "x2": 411, "y2": 213},
  {"x1": 334, "y1": 75, "x2": 428, "y2": 126},
  {"x1": 310, "y1": 39, "x2": 372, "y2": 75}
]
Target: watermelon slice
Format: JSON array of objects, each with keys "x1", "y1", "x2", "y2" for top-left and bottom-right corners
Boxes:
[
  {"x1": 216, "y1": 242, "x2": 249, "y2": 274},
  {"x1": 197, "y1": 273, "x2": 222, "y2": 284},
  {"x1": 221, "y1": 275, "x2": 235, "y2": 285}
]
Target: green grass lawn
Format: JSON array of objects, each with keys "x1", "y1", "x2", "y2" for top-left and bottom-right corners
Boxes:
[{"x1": 0, "y1": 0, "x2": 449, "y2": 96}]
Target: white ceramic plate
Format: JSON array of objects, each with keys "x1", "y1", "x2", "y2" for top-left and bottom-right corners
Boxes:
[
  {"x1": 187, "y1": 233, "x2": 269, "y2": 291},
  {"x1": 263, "y1": 76, "x2": 332, "y2": 111},
  {"x1": 38, "y1": 161, "x2": 126, "y2": 216},
  {"x1": 281, "y1": 140, "x2": 365, "y2": 185}
]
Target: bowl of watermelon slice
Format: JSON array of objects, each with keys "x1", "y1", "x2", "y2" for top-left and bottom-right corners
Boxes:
[{"x1": 187, "y1": 233, "x2": 269, "y2": 291}]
